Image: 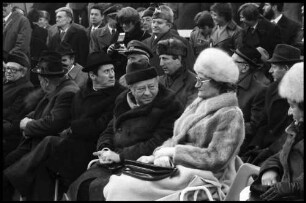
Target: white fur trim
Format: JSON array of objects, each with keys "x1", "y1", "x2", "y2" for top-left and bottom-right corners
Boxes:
[
  {"x1": 279, "y1": 62, "x2": 304, "y2": 102},
  {"x1": 193, "y1": 48, "x2": 239, "y2": 84}
]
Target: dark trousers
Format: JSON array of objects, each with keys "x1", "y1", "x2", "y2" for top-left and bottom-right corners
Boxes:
[{"x1": 4, "y1": 136, "x2": 62, "y2": 199}]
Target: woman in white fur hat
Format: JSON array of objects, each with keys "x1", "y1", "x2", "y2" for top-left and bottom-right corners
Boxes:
[
  {"x1": 249, "y1": 62, "x2": 304, "y2": 201},
  {"x1": 103, "y1": 48, "x2": 245, "y2": 201}
]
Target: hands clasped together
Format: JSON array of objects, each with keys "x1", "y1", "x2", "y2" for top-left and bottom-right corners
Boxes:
[{"x1": 137, "y1": 147, "x2": 175, "y2": 167}]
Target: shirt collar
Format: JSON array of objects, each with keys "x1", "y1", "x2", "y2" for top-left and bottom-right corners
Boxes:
[
  {"x1": 252, "y1": 21, "x2": 259, "y2": 29},
  {"x1": 4, "y1": 12, "x2": 12, "y2": 22},
  {"x1": 127, "y1": 91, "x2": 139, "y2": 109},
  {"x1": 108, "y1": 24, "x2": 116, "y2": 33},
  {"x1": 271, "y1": 14, "x2": 283, "y2": 24}
]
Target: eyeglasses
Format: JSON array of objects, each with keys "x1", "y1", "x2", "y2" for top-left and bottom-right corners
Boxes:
[
  {"x1": 4, "y1": 66, "x2": 22, "y2": 73},
  {"x1": 195, "y1": 76, "x2": 211, "y2": 86},
  {"x1": 135, "y1": 85, "x2": 157, "y2": 94}
]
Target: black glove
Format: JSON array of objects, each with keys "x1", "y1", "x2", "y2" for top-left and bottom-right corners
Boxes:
[
  {"x1": 260, "y1": 182, "x2": 301, "y2": 201},
  {"x1": 251, "y1": 148, "x2": 273, "y2": 166}
]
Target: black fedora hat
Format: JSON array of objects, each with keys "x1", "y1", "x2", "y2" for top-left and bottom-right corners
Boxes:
[
  {"x1": 32, "y1": 50, "x2": 68, "y2": 77},
  {"x1": 83, "y1": 51, "x2": 114, "y2": 72},
  {"x1": 56, "y1": 42, "x2": 75, "y2": 56},
  {"x1": 267, "y1": 44, "x2": 302, "y2": 64},
  {"x1": 232, "y1": 45, "x2": 262, "y2": 68}
]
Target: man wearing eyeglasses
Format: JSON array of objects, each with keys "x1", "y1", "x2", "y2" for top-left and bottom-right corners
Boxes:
[
  {"x1": 231, "y1": 45, "x2": 267, "y2": 157},
  {"x1": 157, "y1": 38, "x2": 197, "y2": 109},
  {"x1": 3, "y1": 52, "x2": 34, "y2": 158}
]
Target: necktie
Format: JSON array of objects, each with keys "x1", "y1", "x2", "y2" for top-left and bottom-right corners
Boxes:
[
  {"x1": 111, "y1": 29, "x2": 115, "y2": 36},
  {"x1": 60, "y1": 31, "x2": 65, "y2": 41}
]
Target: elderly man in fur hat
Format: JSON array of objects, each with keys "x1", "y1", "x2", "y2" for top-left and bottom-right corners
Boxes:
[
  {"x1": 231, "y1": 45, "x2": 267, "y2": 157},
  {"x1": 66, "y1": 60, "x2": 184, "y2": 201},
  {"x1": 142, "y1": 5, "x2": 195, "y2": 75},
  {"x1": 248, "y1": 62, "x2": 304, "y2": 201},
  {"x1": 157, "y1": 38, "x2": 197, "y2": 108},
  {"x1": 2, "y1": 51, "x2": 126, "y2": 201},
  {"x1": 3, "y1": 52, "x2": 35, "y2": 158},
  {"x1": 242, "y1": 44, "x2": 303, "y2": 166},
  {"x1": 3, "y1": 51, "x2": 80, "y2": 172}
]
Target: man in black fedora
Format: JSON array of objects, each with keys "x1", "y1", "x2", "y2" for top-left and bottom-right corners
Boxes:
[
  {"x1": 3, "y1": 51, "x2": 80, "y2": 170},
  {"x1": 242, "y1": 44, "x2": 303, "y2": 166},
  {"x1": 2, "y1": 51, "x2": 125, "y2": 201},
  {"x1": 232, "y1": 45, "x2": 268, "y2": 157},
  {"x1": 57, "y1": 42, "x2": 88, "y2": 87}
]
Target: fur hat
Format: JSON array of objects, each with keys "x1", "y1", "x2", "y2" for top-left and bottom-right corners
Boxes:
[
  {"x1": 194, "y1": 48, "x2": 239, "y2": 84},
  {"x1": 7, "y1": 51, "x2": 30, "y2": 68},
  {"x1": 152, "y1": 5, "x2": 174, "y2": 23},
  {"x1": 156, "y1": 38, "x2": 187, "y2": 57},
  {"x1": 125, "y1": 60, "x2": 157, "y2": 85},
  {"x1": 279, "y1": 62, "x2": 304, "y2": 103}
]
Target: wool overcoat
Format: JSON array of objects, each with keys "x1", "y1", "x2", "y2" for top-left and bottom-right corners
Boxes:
[
  {"x1": 3, "y1": 11, "x2": 32, "y2": 55},
  {"x1": 47, "y1": 23, "x2": 89, "y2": 67}
]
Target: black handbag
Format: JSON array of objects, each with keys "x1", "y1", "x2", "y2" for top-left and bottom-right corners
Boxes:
[{"x1": 121, "y1": 159, "x2": 178, "y2": 181}]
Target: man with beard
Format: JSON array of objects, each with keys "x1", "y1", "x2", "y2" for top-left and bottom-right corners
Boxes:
[
  {"x1": 262, "y1": 3, "x2": 303, "y2": 47},
  {"x1": 57, "y1": 42, "x2": 88, "y2": 87},
  {"x1": 238, "y1": 3, "x2": 281, "y2": 56}
]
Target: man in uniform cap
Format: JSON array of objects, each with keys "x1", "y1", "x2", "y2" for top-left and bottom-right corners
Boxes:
[
  {"x1": 3, "y1": 51, "x2": 125, "y2": 201},
  {"x1": 3, "y1": 52, "x2": 34, "y2": 158},
  {"x1": 142, "y1": 5, "x2": 195, "y2": 75},
  {"x1": 57, "y1": 42, "x2": 88, "y2": 87},
  {"x1": 157, "y1": 37, "x2": 197, "y2": 108},
  {"x1": 66, "y1": 60, "x2": 183, "y2": 201}
]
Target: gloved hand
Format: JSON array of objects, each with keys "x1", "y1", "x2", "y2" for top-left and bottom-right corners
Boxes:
[
  {"x1": 260, "y1": 182, "x2": 301, "y2": 201},
  {"x1": 252, "y1": 148, "x2": 273, "y2": 165}
]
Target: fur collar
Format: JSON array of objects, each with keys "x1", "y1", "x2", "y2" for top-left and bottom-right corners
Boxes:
[{"x1": 113, "y1": 84, "x2": 178, "y2": 129}]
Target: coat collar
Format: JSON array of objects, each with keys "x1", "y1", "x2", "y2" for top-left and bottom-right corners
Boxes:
[
  {"x1": 160, "y1": 67, "x2": 192, "y2": 93},
  {"x1": 237, "y1": 72, "x2": 253, "y2": 90},
  {"x1": 3, "y1": 76, "x2": 31, "y2": 87},
  {"x1": 211, "y1": 20, "x2": 239, "y2": 45},
  {"x1": 44, "y1": 78, "x2": 78, "y2": 100},
  {"x1": 67, "y1": 63, "x2": 83, "y2": 80},
  {"x1": 3, "y1": 11, "x2": 20, "y2": 32}
]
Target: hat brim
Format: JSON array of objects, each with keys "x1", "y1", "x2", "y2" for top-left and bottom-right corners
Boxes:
[
  {"x1": 31, "y1": 67, "x2": 68, "y2": 76},
  {"x1": 82, "y1": 61, "x2": 115, "y2": 72},
  {"x1": 267, "y1": 57, "x2": 303, "y2": 64},
  {"x1": 123, "y1": 50, "x2": 152, "y2": 58},
  {"x1": 232, "y1": 49, "x2": 261, "y2": 68}
]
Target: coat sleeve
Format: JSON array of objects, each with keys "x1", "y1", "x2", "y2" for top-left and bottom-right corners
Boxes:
[
  {"x1": 258, "y1": 152, "x2": 283, "y2": 178},
  {"x1": 96, "y1": 118, "x2": 115, "y2": 151},
  {"x1": 23, "y1": 92, "x2": 76, "y2": 137},
  {"x1": 9, "y1": 17, "x2": 32, "y2": 55},
  {"x1": 173, "y1": 108, "x2": 244, "y2": 171},
  {"x1": 117, "y1": 100, "x2": 184, "y2": 161}
]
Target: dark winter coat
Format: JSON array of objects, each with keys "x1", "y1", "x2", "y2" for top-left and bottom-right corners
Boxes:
[
  {"x1": 47, "y1": 23, "x2": 89, "y2": 67},
  {"x1": 210, "y1": 20, "x2": 243, "y2": 56},
  {"x1": 89, "y1": 24, "x2": 116, "y2": 54},
  {"x1": 67, "y1": 84, "x2": 184, "y2": 200},
  {"x1": 237, "y1": 73, "x2": 267, "y2": 153},
  {"x1": 96, "y1": 84, "x2": 184, "y2": 160},
  {"x1": 3, "y1": 11, "x2": 32, "y2": 56},
  {"x1": 242, "y1": 16, "x2": 282, "y2": 56},
  {"x1": 3, "y1": 82, "x2": 125, "y2": 201},
  {"x1": 159, "y1": 67, "x2": 197, "y2": 109},
  {"x1": 250, "y1": 81, "x2": 292, "y2": 151},
  {"x1": 23, "y1": 79, "x2": 79, "y2": 147},
  {"x1": 3, "y1": 77, "x2": 34, "y2": 156},
  {"x1": 30, "y1": 24, "x2": 48, "y2": 62},
  {"x1": 189, "y1": 27, "x2": 212, "y2": 57},
  {"x1": 277, "y1": 15, "x2": 303, "y2": 46},
  {"x1": 255, "y1": 122, "x2": 304, "y2": 200},
  {"x1": 142, "y1": 29, "x2": 196, "y2": 75}
]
